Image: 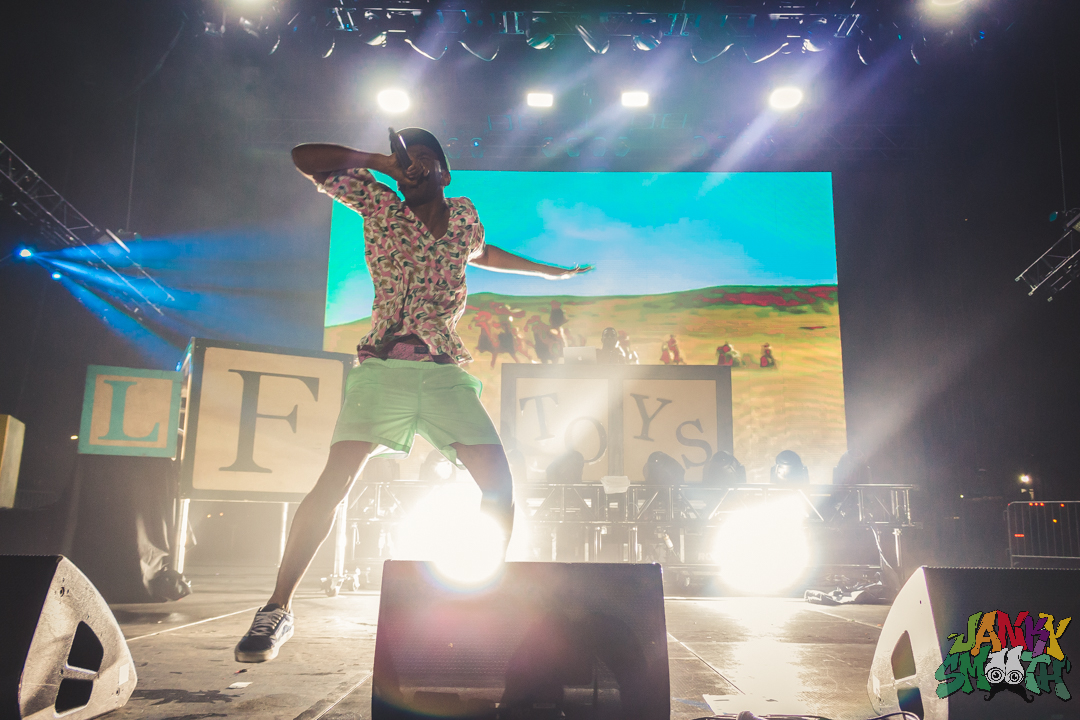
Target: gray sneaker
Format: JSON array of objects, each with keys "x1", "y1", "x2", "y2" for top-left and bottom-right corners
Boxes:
[{"x1": 235, "y1": 604, "x2": 294, "y2": 662}]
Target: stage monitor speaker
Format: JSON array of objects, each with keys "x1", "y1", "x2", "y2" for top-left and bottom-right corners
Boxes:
[
  {"x1": 373, "y1": 561, "x2": 669, "y2": 720},
  {"x1": 868, "y1": 566, "x2": 1079, "y2": 720},
  {"x1": 0, "y1": 555, "x2": 137, "y2": 719}
]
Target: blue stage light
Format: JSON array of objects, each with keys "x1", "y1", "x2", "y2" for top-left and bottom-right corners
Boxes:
[
  {"x1": 17, "y1": 247, "x2": 33, "y2": 258},
  {"x1": 51, "y1": 272, "x2": 62, "y2": 280},
  {"x1": 48, "y1": 226, "x2": 325, "y2": 364}
]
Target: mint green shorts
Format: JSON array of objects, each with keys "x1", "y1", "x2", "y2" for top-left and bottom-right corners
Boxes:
[{"x1": 331, "y1": 359, "x2": 502, "y2": 464}]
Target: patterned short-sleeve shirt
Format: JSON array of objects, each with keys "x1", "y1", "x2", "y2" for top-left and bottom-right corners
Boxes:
[{"x1": 319, "y1": 168, "x2": 485, "y2": 365}]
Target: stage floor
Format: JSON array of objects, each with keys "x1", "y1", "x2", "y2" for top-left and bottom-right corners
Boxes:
[{"x1": 106, "y1": 570, "x2": 889, "y2": 720}]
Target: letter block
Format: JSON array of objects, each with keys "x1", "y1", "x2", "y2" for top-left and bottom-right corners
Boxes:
[
  {"x1": 78, "y1": 366, "x2": 182, "y2": 457},
  {"x1": 502, "y1": 365, "x2": 732, "y2": 484},
  {"x1": 179, "y1": 339, "x2": 354, "y2": 501}
]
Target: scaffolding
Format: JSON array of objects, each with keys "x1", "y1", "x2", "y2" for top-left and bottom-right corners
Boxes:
[
  {"x1": 0, "y1": 140, "x2": 170, "y2": 315},
  {"x1": 1015, "y1": 210, "x2": 1080, "y2": 300}
]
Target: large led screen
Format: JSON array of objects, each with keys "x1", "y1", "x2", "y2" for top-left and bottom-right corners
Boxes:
[{"x1": 324, "y1": 171, "x2": 845, "y2": 483}]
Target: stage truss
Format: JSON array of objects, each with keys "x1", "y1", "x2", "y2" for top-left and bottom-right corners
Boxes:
[
  {"x1": 340, "y1": 481, "x2": 916, "y2": 590},
  {"x1": 1016, "y1": 210, "x2": 1080, "y2": 300},
  {"x1": 0, "y1": 141, "x2": 170, "y2": 316}
]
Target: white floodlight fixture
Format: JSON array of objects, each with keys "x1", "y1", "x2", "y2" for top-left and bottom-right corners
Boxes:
[
  {"x1": 377, "y1": 89, "x2": 410, "y2": 113},
  {"x1": 527, "y1": 92, "x2": 554, "y2": 108},
  {"x1": 769, "y1": 86, "x2": 804, "y2": 111},
  {"x1": 621, "y1": 91, "x2": 649, "y2": 108}
]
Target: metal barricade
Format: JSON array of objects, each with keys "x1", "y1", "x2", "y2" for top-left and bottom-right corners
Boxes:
[{"x1": 1007, "y1": 501, "x2": 1080, "y2": 566}]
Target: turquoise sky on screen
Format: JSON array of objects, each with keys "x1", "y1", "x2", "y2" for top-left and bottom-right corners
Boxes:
[{"x1": 325, "y1": 171, "x2": 836, "y2": 327}]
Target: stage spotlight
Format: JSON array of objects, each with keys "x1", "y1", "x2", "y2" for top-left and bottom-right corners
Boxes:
[
  {"x1": 771, "y1": 450, "x2": 809, "y2": 483},
  {"x1": 540, "y1": 137, "x2": 558, "y2": 158},
  {"x1": 238, "y1": 16, "x2": 261, "y2": 39},
  {"x1": 621, "y1": 91, "x2": 649, "y2": 108},
  {"x1": 575, "y1": 22, "x2": 609, "y2": 54},
  {"x1": 432, "y1": 512, "x2": 506, "y2": 586},
  {"x1": 527, "y1": 92, "x2": 553, "y2": 108},
  {"x1": 632, "y1": 16, "x2": 662, "y2": 51},
  {"x1": 744, "y1": 38, "x2": 789, "y2": 64},
  {"x1": 395, "y1": 485, "x2": 505, "y2": 587},
  {"x1": 404, "y1": 11, "x2": 448, "y2": 60},
  {"x1": 459, "y1": 15, "x2": 500, "y2": 61},
  {"x1": 51, "y1": 272, "x2": 61, "y2": 280},
  {"x1": 565, "y1": 138, "x2": 581, "y2": 158},
  {"x1": 613, "y1": 137, "x2": 631, "y2": 157},
  {"x1": 857, "y1": 21, "x2": 903, "y2": 66},
  {"x1": 445, "y1": 137, "x2": 462, "y2": 160},
  {"x1": 769, "y1": 86, "x2": 804, "y2": 110},
  {"x1": 357, "y1": 10, "x2": 388, "y2": 47},
  {"x1": 17, "y1": 247, "x2": 33, "y2": 259},
  {"x1": 702, "y1": 451, "x2": 747, "y2": 486},
  {"x1": 377, "y1": 89, "x2": 410, "y2": 113},
  {"x1": 1018, "y1": 473, "x2": 1035, "y2": 499},
  {"x1": 470, "y1": 137, "x2": 483, "y2": 159},
  {"x1": 715, "y1": 494, "x2": 811, "y2": 594},
  {"x1": 525, "y1": 15, "x2": 556, "y2": 50},
  {"x1": 316, "y1": 30, "x2": 335, "y2": 59},
  {"x1": 802, "y1": 16, "x2": 831, "y2": 53},
  {"x1": 909, "y1": 27, "x2": 955, "y2": 66},
  {"x1": 692, "y1": 14, "x2": 735, "y2": 64}
]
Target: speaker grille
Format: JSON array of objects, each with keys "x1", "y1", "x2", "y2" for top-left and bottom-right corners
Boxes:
[
  {"x1": 890, "y1": 631, "x2": 916, "y2": 680},
  {"x1": 68, "y1": 622, "x2": 103, "y2": 672},
  {"x1": 896, "y1": 686, "x2": 924, "y2": 719},
  {"x1": 55, "y1": 679, "x2": 93, "y2": 713}
]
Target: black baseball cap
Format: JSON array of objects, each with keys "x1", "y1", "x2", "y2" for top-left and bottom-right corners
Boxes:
[{"x1": 396, "y1": 128, "x2": 449, "y2": 173}]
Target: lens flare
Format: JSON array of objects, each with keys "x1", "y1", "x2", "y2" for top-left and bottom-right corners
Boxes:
[
  {"x1": 769, "y1": 87, "x2": 804, "y2": 111},
  {"x1": 527, "y1": 92, "x2": 554, "y2": 108},
  {"x1": 431, "y1": 513, "x2": 506, "y2": 586},
  {"x1": 714, "y1": 494, "x2": 811, "y2": 594},
  {"x1": 394, "y1": 484, "x2": 505, "y2": 587},
  {"x1": 377, "y1": 89, "x2": 410, "y2": 114}
]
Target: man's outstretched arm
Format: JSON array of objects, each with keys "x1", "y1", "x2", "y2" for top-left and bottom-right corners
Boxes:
[
  {"x1": 471, "y1": 244, "x2": 593, "y2": 279},
  {"x1": 291, "y1": 143, "x2": 422, "y2": 186}
]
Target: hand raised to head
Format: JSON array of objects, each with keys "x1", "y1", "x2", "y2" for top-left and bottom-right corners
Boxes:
[{"x1": 384, "y1": 153, "x2": 427, "y2": 189}]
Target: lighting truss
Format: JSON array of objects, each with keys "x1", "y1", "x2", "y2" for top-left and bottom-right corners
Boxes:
[
  {"x1": 0, "y1": 141, "x2": 171, "y2": 316},
  {"x1": 316, "y1": 4, "x2": 862, "y2": 41},
  {"x1": 211, "y1": 1, "x2": 868, "y2": 50},
  {"x1": 202, "y1": 1, "x2": 1013, "y2": 69},
  {"x1": 1015, "y1": 211, "x2": 1080, "y2": 301}
]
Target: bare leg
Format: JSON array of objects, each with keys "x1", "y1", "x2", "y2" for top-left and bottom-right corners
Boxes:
[
  {"x1": 267, "y1": 440, "x2": 375, "y2": 610},
  {"x1": 452, "y1": 443, "x2": 514, "y2": 550}
]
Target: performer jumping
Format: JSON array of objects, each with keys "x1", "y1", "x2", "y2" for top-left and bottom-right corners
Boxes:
[{"x1": 234, "y1": 129, "x2": 591, "y2": 663}]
